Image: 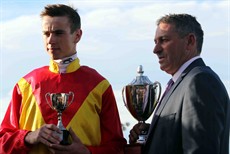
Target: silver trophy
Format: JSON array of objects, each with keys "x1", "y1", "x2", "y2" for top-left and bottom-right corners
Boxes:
[
  {"x1": 45, "y1": 92, "x2": 74, "y2": 145},
  {"x1": 122, "y1": 65, "x2": 161, "y2": 144}
]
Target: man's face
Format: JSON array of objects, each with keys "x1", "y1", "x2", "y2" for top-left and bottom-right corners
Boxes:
[
  {"x1": 42, "y1": 16, "x2": 82, "y2": 60},
  {"x1": 153, "y1": 23, "x2": 189, "y2": 75}
]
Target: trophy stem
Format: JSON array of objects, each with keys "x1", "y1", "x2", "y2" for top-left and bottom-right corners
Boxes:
[
  {"x1": 57, "y1": 112, "x2": 70, "y2": 145},
  {"x1": 57, "y1": 112, "x2": 66, "y2": 131}
]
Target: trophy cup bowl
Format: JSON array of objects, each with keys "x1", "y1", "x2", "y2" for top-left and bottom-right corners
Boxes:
[
  {"x1": 45, "y1": 92, "x2": 74, "y2": 145},
  {"x1": 122, "y1": 65, "x2": 161, "y2": 144}
]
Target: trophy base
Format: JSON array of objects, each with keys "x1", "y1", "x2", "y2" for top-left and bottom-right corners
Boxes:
[{"x1": 60, "y1": 130, "x2": 70, "y2": 145}]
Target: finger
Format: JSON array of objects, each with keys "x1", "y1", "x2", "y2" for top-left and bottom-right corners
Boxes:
[
  {"x1": 40, "y1": 137, "x2": 53, "y2": 147},
  {"x1": 130, "y1": 128, "x2": 138, "y2": 138},
  {"x1": 46, "y1": 124, "x2": 62, "y2": 133},
  {"x1": 40, "y1": 126, "x2": 61, "y2": 144},
  {"x1": 48, "y1": 131, "x2": 62, "y2": 144},
  {"x1": 129, "y1": 129, "x2": 139, "y2": 144},
  {"x1": 131, "y1": 123, "x2": 142, "y2": 135},
  {"x1": 139, "y1": 123, "x2": 150, "y2": 131},
  {"x1": 129, "y1": 135, "x2": 135, "y2": 144}
]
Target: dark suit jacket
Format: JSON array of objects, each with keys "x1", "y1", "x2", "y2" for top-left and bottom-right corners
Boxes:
[{"x1": 143, "y1": 58, "x2": 230, "y2": 154}]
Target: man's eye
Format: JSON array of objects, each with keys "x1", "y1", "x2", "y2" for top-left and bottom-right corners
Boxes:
[
  {"x1": 155, "y1": 38, "x2": 168, "y2": 44},
  {"x1": 55, "y1": 31, "x2": 64, "y2": 35},
  {"x1": 43, "y1": 32, "x2": 50, "y2": 37},
  {"x1": 160, "y1": 38, "x2": 168, "y2": 43}
]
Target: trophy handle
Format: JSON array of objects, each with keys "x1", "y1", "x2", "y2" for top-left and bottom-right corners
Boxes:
[
  {"x1": 66, "y1": 91, "x2": 74, "y2": 107},
  {"x1": 45, "y1": 93, "x2": 55, "y2": 110},
  {"x1": 153, "y1": 81, "x2": 162, "y2": 104},
  {"x1": 122, "y1": 87, "x2": 127, "y2": 106}
]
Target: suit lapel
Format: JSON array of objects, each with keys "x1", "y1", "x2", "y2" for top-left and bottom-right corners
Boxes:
[{"x1": 147, "y1": 78, "x2": 179, "y2": 134}]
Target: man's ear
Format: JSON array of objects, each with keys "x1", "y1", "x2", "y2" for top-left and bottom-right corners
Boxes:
[
  {"x1": 186, "y1": 33, "x2": 196, "y2": 50},
  {"x1": 187, "y1": 33, "x2": 196, "y2": 46},
  {"x1": 74, "y1": 29, "x2": 82, "y2": 43}
]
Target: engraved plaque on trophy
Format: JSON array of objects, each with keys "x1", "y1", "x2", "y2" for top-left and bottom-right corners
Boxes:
[
  {"x1": 122, "y1": 65, "x2": 161, "y2": 144},
  {"x1": 45, "y1": 92, "x2": 74, "y2": 145}
]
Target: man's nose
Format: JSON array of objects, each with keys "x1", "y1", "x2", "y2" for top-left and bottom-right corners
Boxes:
[
  {"x1": 48, "y1": 33, "x2": 56, "y2": 44},
  {"x1": 153, "y1": 43, "x2": 162, "y2": 54}
]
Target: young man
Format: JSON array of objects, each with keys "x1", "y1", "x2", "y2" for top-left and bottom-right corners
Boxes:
[
  {"x1": 129, "y1": 13, "x2": 230, "y2": 154},
  {"x1": 0, "y1": 4, "x2": 126, "y2": 154}
]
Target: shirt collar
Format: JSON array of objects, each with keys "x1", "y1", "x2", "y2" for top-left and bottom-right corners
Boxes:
[
  {"x1": 172, "y1": 56, "x2": 201, "y2": 82},
  {"x1": 52, "y1": 53, "x2": 78, "y2": 73},
  {"x1": 49, "y1": 57, "x2": 80, "y2": 73}
]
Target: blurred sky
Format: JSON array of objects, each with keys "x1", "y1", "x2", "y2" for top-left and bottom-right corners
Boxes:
[{"x1": 0, "y1": 0, "x2": 229, "y2": 140}]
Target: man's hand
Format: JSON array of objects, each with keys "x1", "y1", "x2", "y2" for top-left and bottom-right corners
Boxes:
[
  {"x1": 48, "y1": 127, "x2": 91, "y2": 154},
  {"x1": 24, "y1": 124, "x2": 62, "y2": 147},
  {"x1": 129, "y1": 123, "x2": 150, "y2": 144}
]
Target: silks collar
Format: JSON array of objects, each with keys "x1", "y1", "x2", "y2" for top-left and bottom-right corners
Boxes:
[{"x1": 49, "y1": 58, "x2": 81, "y2": 73}]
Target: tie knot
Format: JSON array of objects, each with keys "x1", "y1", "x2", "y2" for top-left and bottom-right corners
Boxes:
[
  {"x1": 166, "y1": 79, "x2": 174, "y2": 91},
  {"x1": 167, "y1": 79, "x2": 174, "y2": 86},
  {"x1": 159, "y1": 78, "x2": 174, "y2": 103}
]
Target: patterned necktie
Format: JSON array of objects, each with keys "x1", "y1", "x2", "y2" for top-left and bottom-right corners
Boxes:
[
  {"x1": 162, "y1": 78, "x2": 174, "y2": 99},
  {"x1": 147, "y1": 78, "x2": 174, "y2": 139},
  {"x1": 153, "y1": 78, "x2": 174, "y2": 113},
  {"x1": 154, "y1": 78, "x2": 174, "y2": 110}
]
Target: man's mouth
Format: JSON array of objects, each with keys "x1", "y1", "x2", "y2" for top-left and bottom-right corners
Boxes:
[
  {"x1": 158, "y1": 55, "x2": 165, "y2": 63},
  {"x1": 48, "y1": 47, "x2": 59, "y2": 52}
]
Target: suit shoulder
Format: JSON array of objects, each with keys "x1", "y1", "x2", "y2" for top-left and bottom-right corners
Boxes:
[
  {"x1": 184, "y1": 66, "x2": 227, "y2": 93},
  {"x1": 187, "y1": 65, "x2": 219, "y2": 79}
]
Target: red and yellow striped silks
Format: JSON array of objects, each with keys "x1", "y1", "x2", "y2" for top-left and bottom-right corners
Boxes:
[{"x1": 0, "y1": 58, "x2": 126, "y2": 154}]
